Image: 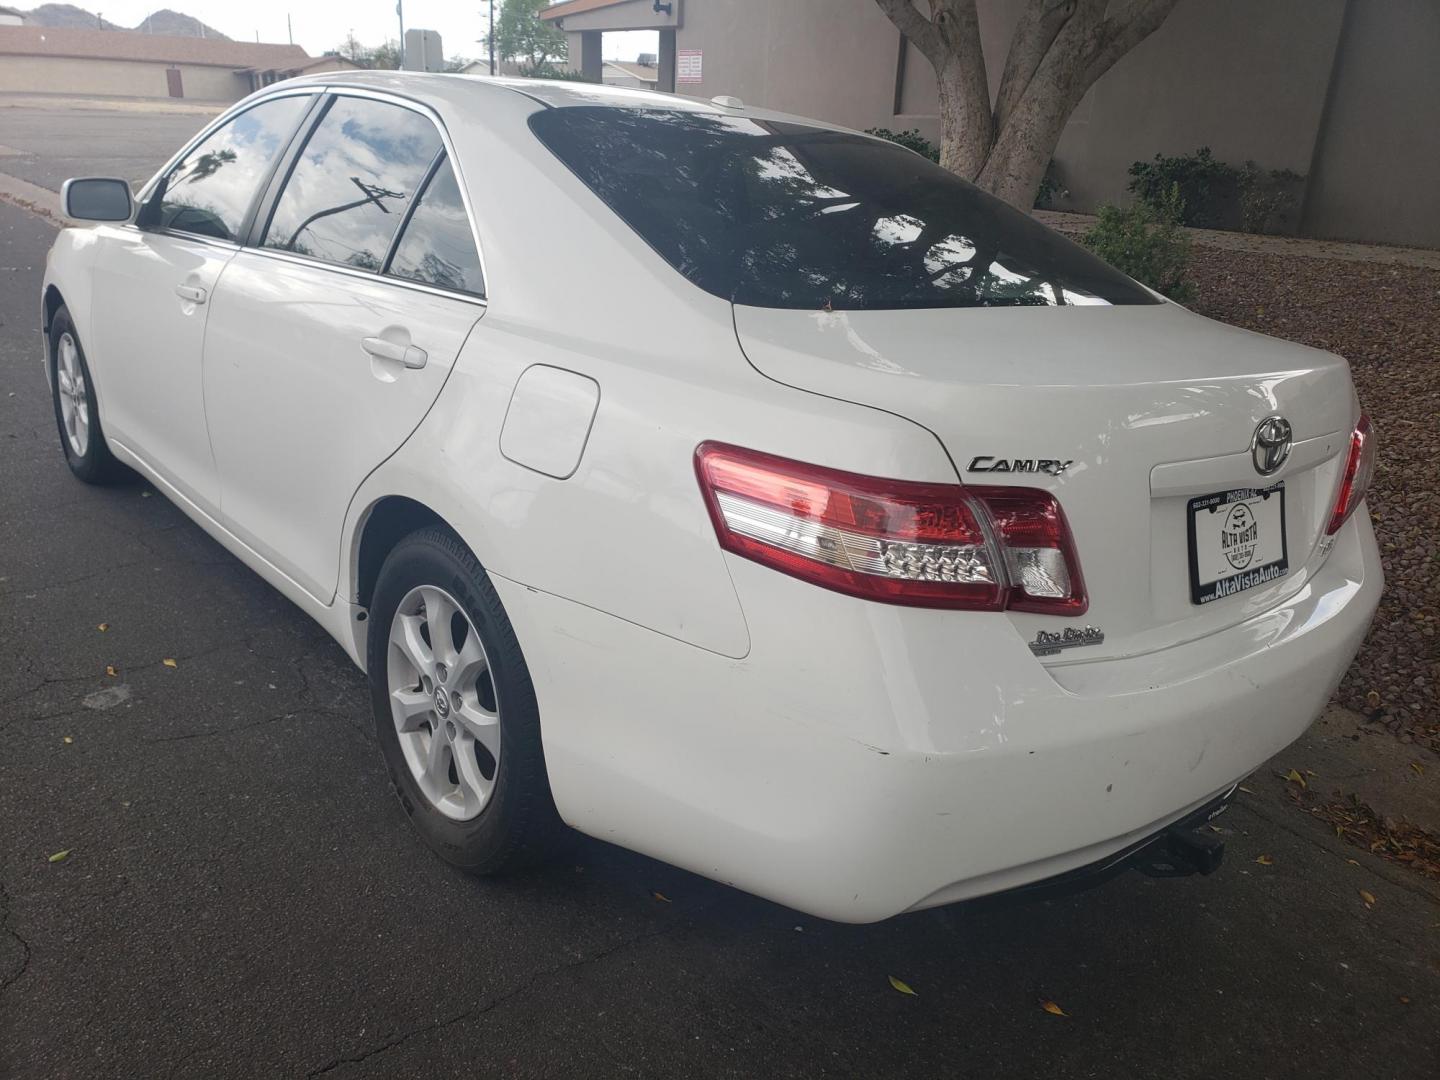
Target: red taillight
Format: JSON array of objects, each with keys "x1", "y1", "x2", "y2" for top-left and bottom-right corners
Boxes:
[
  {"x1": 695, "y1": 443, "x2": 1087, "y2": 614},
  {"x1": 1326, "y1": 413, "x2": 1376, "y2": 535}
]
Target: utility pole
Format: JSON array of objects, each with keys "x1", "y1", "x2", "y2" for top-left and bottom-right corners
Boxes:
[
  {"x1": 488, "y1": 1, "x2": 496, "y2": 76},
  {"x1": 287, "y1": 14, "x2": 293, "y2": 45},
  {"x1": 397, "y1": 0, "x2": 406, "y2": 68}
]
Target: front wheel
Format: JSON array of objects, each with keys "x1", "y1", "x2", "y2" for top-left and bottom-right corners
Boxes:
[
  {"x1": 48, "y1": 305, "x2": 126, "y2": 484},
  {"x1": 367, "y1": 526, "x2": 563, "y2": 874}
]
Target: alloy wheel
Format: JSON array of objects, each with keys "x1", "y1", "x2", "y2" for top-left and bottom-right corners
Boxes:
[
  {"x1": 55, "y1": 332, "x2": 90, "y2": 458},
  {"x1": 386, "y1": 585, "x2": 502, "y2": 821}
]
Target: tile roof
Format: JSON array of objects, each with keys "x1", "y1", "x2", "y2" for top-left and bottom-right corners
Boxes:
[{"x1": 0, "y1": 25, "x2": 312, "y2": 69}]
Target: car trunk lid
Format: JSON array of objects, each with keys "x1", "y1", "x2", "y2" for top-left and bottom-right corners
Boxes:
[{"x1": 732, "y1": 301, "x2": 1357, "y2": 662}]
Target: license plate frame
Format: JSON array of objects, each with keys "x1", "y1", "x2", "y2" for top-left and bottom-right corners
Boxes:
[{"x1": 1186, "y1": 483, "x2": 1288, "y2": 605}]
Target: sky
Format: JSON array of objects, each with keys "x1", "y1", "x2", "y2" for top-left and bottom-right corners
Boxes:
[{"x1": 85, "y1": 2, "x2": 658, "y2": 63}]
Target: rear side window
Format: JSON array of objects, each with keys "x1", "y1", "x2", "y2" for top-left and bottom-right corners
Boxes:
[
  {"x1": 386, "y1": 156, "x2": 485, "y2": 297},
  {"x1": 157, "y1": 95, "x2": 310, "y2": 241},
  {"x1": 264, "y1": 96, "x2": 442, "y2": 271},
  {"x1": 530, "y1": 108, "x2": 1156, "y2": 310}
]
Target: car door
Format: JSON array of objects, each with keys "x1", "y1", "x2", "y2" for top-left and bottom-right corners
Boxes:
[
  {"x1": 87, "y1": 92, "x2": 314, "y2": 517},
  {"x1": 201, "y1": 92, "x2": 487, "y2": 603}
]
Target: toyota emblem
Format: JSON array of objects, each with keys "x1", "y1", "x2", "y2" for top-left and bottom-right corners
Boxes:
[{"x1": 1251, "y1": 415, "x2": 1292, "y2": 476}]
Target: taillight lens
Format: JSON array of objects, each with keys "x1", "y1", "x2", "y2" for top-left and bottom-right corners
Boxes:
[
  {"x1": 1326, "y1": 413, "x2": 1375, "y2": 535},
  {"x1": 695, "y1": 443, "x2": 1087, "y2": 614}
]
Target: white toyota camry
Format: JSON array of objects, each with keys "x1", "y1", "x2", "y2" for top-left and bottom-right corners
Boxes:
[{"x1": 43, "y1": 73, "x2": 1381, "y2": 921}]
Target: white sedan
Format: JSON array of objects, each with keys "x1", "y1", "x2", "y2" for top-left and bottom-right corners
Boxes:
[{"x1": 43, "y1": 72, "x2": 1381, "y2": 921}]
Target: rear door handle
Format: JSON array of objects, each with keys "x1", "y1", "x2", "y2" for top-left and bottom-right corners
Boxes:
[
  {"x1": 175, "y1": 284, "x2": 207, "y2": 304},
  {"x1": 361, "y1": 336, "x2": 428, "y2": 370}
]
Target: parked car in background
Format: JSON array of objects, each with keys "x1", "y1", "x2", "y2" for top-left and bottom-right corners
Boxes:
[{"x1": 42, "y1": 72, "x2": 1381, "y2": 921}]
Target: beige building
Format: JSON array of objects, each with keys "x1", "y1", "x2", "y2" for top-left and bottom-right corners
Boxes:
[
  {"x1": 0, "y1": 26, "x2": 358, "y2": 102},
  {"x1": 544, "y1": 0, "x2": 1440, "y2": 249}
]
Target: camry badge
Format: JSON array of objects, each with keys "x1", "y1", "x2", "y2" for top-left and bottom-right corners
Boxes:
[
  {"x1": 968, "y1": 456, "x2": 1072, "y2": 476},
  {"x1": 1029, "y1": 625, "x2": 1105, "y2": 657},
  {"x1": 1251, "y1": 415, "x2": 1292, "y2": 476}
]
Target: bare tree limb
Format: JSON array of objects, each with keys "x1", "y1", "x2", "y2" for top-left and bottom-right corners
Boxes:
[
  {"x1": 873, "y1": 0, "x2": 944, "y2": 66},
  {"x1": 1084, "y1": 0, "x2": 1180, "y2": 84},
  {"x1": 993, "y1": 0, "x2": 1078, "y2": 132}
]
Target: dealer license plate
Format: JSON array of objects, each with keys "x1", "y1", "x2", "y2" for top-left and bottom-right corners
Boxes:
[{"x1": 1187, "y1": 484, "x2": 1288, "y2": 605}]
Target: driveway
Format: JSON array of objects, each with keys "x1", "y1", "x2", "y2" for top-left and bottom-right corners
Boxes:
[{"x1": 1, "y1": 99, "x2": 1437, "y2": 1079}]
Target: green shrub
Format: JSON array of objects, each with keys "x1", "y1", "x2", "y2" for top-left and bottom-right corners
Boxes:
[
  {"x1": 864, "y1": 127, "x2": 941, "y2": 163},
  {"x1": 1239, "y1": 162, "x2": 1306, "y2": 234},
  {"x1": 1034, "y1": 159, "x2": 1068, "y2": 209},
  {"x1": 1080, "y1": 184, "x2": 1195, "y2": 303},
  {"x1": 519, "y1": 63, "x2": 592, "y2": 81},
  {"x1": 1129, "y1": 147, "x2": 1306, "y2": 234},
  {"x1": 1127, "y1": 146, "x2": 1240, "y2": 229}
]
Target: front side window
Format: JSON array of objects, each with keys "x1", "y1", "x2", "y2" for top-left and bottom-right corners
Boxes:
[
  {"x1": 386, "y1": 156, "x2": 485, "y2": 297},
  {"x1": 530, "y1": 107, "x2": 1157, "y2": 310},
  {"x1": 156, "y1": 95, "x2": 311, "y2": 241},
  {"x1": 264, "y1": 96, "x2": 442, "y2": 271}
]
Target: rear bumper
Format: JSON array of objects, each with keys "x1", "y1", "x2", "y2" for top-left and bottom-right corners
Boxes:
[{"x1": 497, "y1": 510, "x2": 1381, "y2": 923}]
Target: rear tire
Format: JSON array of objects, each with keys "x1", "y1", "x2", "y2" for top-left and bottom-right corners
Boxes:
[
  {"x1": 367, "y1": 526, "x2": 563, "y2": 874},
  {"x1": 48, "y1": 305, "x2": 126, "y2": 485}
]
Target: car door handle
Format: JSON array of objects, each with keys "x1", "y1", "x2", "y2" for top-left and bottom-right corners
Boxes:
[
  {"x1": 175, "y1": 284, "x2": 207, "y2": 304},
  {"x1": 361, "y1": 336, "x2": 427, "y2": 370}
]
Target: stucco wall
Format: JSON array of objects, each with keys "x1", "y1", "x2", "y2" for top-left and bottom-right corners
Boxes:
[
  {"x1": 1043, "y1": 0, "x2": 1345, "y2": 214},
  {"x1": 0, "y1": 56, "x2": 248, "y2": 100},
  {"x1": 1302, "y1": 0, "x2": 1440, "y2": 248},
  {"x1": 675, "y1": 0, "x2": 905, "y2": 130}
]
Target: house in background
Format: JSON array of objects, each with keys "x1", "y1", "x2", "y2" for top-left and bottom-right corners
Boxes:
[
  {"x1": 458, "y1": 58, "x2": 526, "y2": 77},
  {"x1": 0, "y1": 6, "x2": 25, "y2": 26},
  {"x1": 543, "y1": 0, "x2": 1440, "y2": 249},
  {"x1": 0, "y1": 25, "x2": 334, "y2": 101},
  {"x1": 603, "y1": 56, "x2": 658, "y2": 89}
]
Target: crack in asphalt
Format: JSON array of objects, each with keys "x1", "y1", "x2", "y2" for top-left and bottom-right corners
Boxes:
[
  {"x1": 304, "y1": 918, "x2": 692, "y2": 1077},
  {"x1": 0, "y1": 638, "x2": 285, "y2": 721},
  {"x1": 0, "y1": 556, "x2": 152, "y2": 598},
  {"x1": 0, "y1": 876, "x2": 32, "y2": 998},
  {"x1": 143, "y1": 706, "x2": 357, "y2": 744}
]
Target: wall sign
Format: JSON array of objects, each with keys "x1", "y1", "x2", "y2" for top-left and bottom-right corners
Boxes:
[{"x1": 677, "y1": 48, "x2": 702, "y2": 84}]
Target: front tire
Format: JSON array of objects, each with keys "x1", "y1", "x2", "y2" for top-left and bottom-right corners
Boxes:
[
  {"x1": 367, "y1": 526, "x2": 562, "y2": 874},
  {"x1": 48, "y1": 305, "x2": 125, "y2": 484}
]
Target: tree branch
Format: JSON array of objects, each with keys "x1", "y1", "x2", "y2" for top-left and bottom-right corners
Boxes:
[
  {"x1": 873, "y1": 0, "x2": 943, "y2": 66},
  {"x1": 1084, "y1": 0, "x2": 1180, "y2": 84},
  {"x1": 993, "y1": 0, "x2": 1078, "y2": 132}
]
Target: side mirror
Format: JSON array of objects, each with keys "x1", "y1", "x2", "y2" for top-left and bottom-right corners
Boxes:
[{"x1": 61, "y1": 177, "x2": 134, "y2": 223}]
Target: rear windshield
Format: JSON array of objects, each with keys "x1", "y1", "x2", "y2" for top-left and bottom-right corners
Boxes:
[{"x1": 530, "y1": 107, "x2": 1155, "y2": 311}]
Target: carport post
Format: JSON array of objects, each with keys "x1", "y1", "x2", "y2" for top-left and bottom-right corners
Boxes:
[
  {"x1": 658, "y1": 28, "x2": 676, "y2": 93},
  {"x1": 580, "y1": 30, "x2": 603, "y2": 82}
]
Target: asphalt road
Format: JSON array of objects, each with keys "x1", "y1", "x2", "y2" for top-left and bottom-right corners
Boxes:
[{"x1": 2, "y1": 102, "x2": 1439, "y2": 1080}]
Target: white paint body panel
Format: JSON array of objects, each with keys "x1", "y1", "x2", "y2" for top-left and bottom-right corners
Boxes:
[
  {"x1": 201, "y1": 249, "x2": 481, "y2": 602},
  {"x1": 42, "y1": 72, "x2": 1383, "y2": 921}
]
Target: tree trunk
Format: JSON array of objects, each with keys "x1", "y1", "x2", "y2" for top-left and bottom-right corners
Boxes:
[
  {"x1": 875, "y1": 0, "x2": 1180, "y2": 209},
  {"x1": 934, "y1": 60, "x2": 992, "y2": 178}
]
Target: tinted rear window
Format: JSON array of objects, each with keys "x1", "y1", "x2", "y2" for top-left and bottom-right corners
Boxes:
[{"x1": 530, "y1": 107, "x2": 1155, "y2": 311}]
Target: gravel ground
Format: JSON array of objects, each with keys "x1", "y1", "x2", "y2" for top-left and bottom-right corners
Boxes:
[{"x1": 1187, "y1": 249, "x2": 1440, "y2": 751}]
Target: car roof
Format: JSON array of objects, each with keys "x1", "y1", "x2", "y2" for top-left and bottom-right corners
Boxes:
[
  {"x1": 274, "y1": 69, "x2": 866, "y2": 135},
  {"x1": 280, "y1": 69, "x2": 722, "y2": 114}
]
